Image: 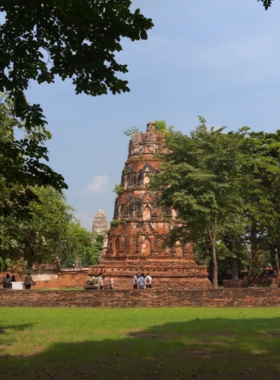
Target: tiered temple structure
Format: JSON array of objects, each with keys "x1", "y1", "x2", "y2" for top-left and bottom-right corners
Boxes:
[
  {"x1": 90, "y1": 122, "x2": 211, "y2": 289},
  {"x1": 92, "y1": 209, "x2": 109, "y2": 237},
  {"x1": 92, "y1": 209, "x2": 109, "y2": 261}
]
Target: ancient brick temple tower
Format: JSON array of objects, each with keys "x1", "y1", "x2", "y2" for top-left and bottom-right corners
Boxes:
[{"x1": 90, "y1": 122, "x2": 211, "y2": 289}]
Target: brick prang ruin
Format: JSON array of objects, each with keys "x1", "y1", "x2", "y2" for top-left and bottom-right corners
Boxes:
[{"x1": 90, "y1": 122, "x2": 212, "y2": 289}]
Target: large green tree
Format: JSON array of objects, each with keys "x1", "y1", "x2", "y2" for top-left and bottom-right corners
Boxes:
[
  {"x1": 152, "y1": 118, "x2": 244, "y2": 288},
  {"x1": 238, "y1": 130, "x2": 280, "y2": 268},
  {"x1": 0, "y1": 0, "x2": 153, "y2": 129},
  {"x1": 1, "y1": 185, "x2": 98, "y2": 268},
  {"x1": 60, "y1": 222, "x2": 101, "y2": 268},
  {"x1": 0, "y1": 93, "x2": 66, "y2": 196},
  {"x1": 152, "y1": 118, "x2": 280, "y2": 285},
  {"x1": 0, "y1": 93, "x2": 67, "y2": 259},
  {"x1": 28, "y1": 186, "x2": 99, "y2": 267}
]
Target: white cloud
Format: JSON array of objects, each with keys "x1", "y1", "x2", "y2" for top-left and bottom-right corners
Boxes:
[
  {"x1": 85, "y1": 175, "x2": 109, "y2": 195},
  {"x1": 74, "y1": 211, "x2": 92, "y2": 231}
]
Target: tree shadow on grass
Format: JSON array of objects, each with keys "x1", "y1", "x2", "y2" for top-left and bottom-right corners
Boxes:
[
  {"x1": 1, "y1": 318, "x2": 280, "y2": 380},
  {"x1": 0, "y1": 323, "x2": 34, "y2": 335}
]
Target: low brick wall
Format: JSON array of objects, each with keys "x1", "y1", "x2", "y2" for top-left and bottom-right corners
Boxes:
[
  {"x1": 223, "y1": 276, "x2": 279, "y2": 288},
  {"x1": 34, "y1": 271, "x2": 88, "y2": 289},
  {"x1": 1, "y1": 288, "x2": 280, "y2": 308},
  {"x1": 6, "y1": 271, "x2": 88, "y2": 289},
  {"x1": 223, "y1": 279, "x2": 249, "y2": 288},
  {"x1": 7, "y1": 271, "x2": 212, "y2": 290}
]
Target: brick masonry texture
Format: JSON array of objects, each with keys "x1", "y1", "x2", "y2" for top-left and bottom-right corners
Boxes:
[
  {"x1": 7, "y1": 270, "x2": 212, "y2": 290},
  {"x1": 8, "y1": 271, "x2": 88, "y2": 289},
  {"x1": 1, "y1": 289, "x2": 280, "y2": 308},
  {"x1": 90, "y1": 122, "x2": 211, "y2": 289}
]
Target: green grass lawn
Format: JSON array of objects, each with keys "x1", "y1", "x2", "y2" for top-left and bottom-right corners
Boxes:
[{"x1": 1, "y1": 308, "x2": 280, "y2": 380}]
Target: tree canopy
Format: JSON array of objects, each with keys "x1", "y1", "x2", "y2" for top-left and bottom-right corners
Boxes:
[
  {"x1": 152, "y1": 118, "x2": 280, "y2": 287},
  {"x1": 0, "y1": 92, "x2": 67, "y2": 245},
  {"x1": 238, "y1": 130, "x2": 280, "y2": 266},
  {"x1": 0, "y1": 0, "x2": 153, "y2": 130},
  {"x1": 0, "y1": 93, "x2": 66, "y2": 193},
  {"x1": 258, "y1": 0, "x2": 273, "y2": 10},
  {"x1": 0, "y1": 185, "x2": 99, "y2": 269},
  {"x1": 152, "y1": 118, "x2": 244, "y2": 288}
]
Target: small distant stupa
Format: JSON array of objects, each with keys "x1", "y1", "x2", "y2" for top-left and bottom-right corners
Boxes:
[
  {"x1": 92, "y1": 209, "x2": 109, "y2": 236},
  {"x1": 92, "y1": 210, "x2": 109, "y2": 261}
]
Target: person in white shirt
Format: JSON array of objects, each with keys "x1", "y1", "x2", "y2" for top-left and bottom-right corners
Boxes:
[
  {"x1": 88, "y1": 275, "x2": 95, "y2": 285},
  {"x1": 145, "y1": 273, "x2": 152, "y2": 289},
  {"x1": 138, "y1": 273, "x2": 145, "y2": 289},
  {"x1": 98, "y1": 275, "x2": 104, "y2": 289},
  {"x1": 132, "y1": 273, "x2": 138, "y2": 289},
  {"x1": 109, "y1": 277, "x2": 114, "y2": 289}
]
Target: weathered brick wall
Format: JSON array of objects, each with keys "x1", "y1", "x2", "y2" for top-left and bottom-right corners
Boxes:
[
  {"x1": 223, "y1": 280, "x2": 249, "y2": 288},
  {"x1": 1, "y1": 288, "x2": 280, "y2": 308},
  {"x1": 223, "y1": 276, "x2": 278, "y2": 288},
  {"x1": 4, "y1": 270, "x2": 211, "y2": 290},
  {"x1": 34, "y1": 272, "x2": 88, "y2": 289},
  {"x1": 5, "y1": 271, "x2": 88, "y2": 289}
]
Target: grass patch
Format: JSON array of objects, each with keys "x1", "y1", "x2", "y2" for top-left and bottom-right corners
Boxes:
[{"x1": 0, "y1": 308, "x2": 280, "y2": 379}]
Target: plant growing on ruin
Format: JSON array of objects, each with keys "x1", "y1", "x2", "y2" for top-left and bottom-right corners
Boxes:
[
  {"x1": 110, "y1": 219, "x2": 126, "y2": 227},
  {"x1": 113, "y1": 184, "x2": 125, "y2": 195},
  {"x1": 154, "y1": 120, "x2": 167, "y2": 133},
  {"x1": 124, "y1": 126, "x2": 140, "y2": 137},
  {"x1": 154, "y1": 120, "x2": 175, "y2": 135}
]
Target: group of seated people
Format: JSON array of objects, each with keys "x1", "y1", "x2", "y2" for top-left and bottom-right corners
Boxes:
[
  {"x1": 87, "y1": 273, "x2": 114, "y2": 290},
  {"x1": 2, "y1": 272, "x2": 34, "y2": 289}
]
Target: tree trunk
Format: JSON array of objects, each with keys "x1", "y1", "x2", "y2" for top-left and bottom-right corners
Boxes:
[
  {"x1": 211, "y1": 238, "x2": 218, "y2": 288},
  {"x1": 276, "y1": 245, "x2": 280, "y2": 279},
  {"x1": 232, "y1": 260, "x2": 238, "y2": 280},
  {"x1": 207, "y1": 217, "x2": 218, "y2": 289},
  {"x1": 269, "y1": 244, "x2": 277, "y2": 272},
  {"x1": 251, "y1": 222, "x2": 259, "y2": 265}
]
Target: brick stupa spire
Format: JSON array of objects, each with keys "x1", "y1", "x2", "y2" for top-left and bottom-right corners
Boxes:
[{"x1": 90, "y1": 122, "x2": 211, "y2": 289}]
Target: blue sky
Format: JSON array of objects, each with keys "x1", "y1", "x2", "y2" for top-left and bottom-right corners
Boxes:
[{"x1": 24, "y1": 0, "x2": 280, "y2": 230}]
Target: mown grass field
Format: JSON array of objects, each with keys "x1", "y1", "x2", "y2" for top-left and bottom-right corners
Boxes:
[{"x1": 1, "y1": 307, "x2": 280, "y2": 380}]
